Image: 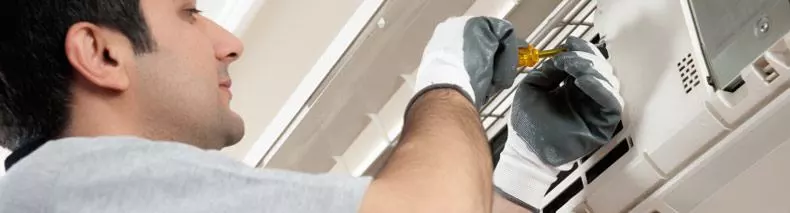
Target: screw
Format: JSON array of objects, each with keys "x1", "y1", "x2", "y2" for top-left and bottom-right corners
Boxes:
[
  {"x1": 755, "y1": 16, "x2": 770, "y2": 37},
  {"x1": 377, "y1": 18, "x2": 386, "y2": 29},
  {"x1": 759, "y1": 22, "x2": 769, "y2": 33}
]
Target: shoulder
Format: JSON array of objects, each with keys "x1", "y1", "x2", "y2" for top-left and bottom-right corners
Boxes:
[{"x1": 2, "y1": 136, "x2": 372, "y2": 213}]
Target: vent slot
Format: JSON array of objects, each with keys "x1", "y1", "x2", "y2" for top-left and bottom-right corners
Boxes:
[
  {"x1": 677, "y1": 53, "x2": 701, "y2": 94},
  {"x1": 586, "y1": 138, "x2": 631, "y2": 183},
  {"x1": 581, "y1": 121, "x2": 624, "y2": 163},
  {"x1": 543, "y1": 179, "x2": 584, "y2": 213},
  {"x1": 542, "y1": 137, "x2": 633, "y2": 212},
  {"x1": 490, "y1": 128, "x2": 508, "y2": 167},
  {"x1": 547, "y1": 163, "x2": 579, "y2": 194}
]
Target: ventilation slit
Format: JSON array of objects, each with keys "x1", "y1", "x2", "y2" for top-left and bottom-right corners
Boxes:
[
  {"x1": 543, "y1": 179, "x2": 584, "y2": 213},
  {"x1": 586, "y1": 138, "x2": 631, "y2": 183},
  {"x1": 677, "y1": 53, "x2": 701, "y2": 94},
  {"x1": 546, "y1": 163, "x2": 579, "y2": 194}
]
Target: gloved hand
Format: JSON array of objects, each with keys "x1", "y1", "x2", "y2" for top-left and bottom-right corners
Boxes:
[
  {"x1": 411, "y1": 16, "x2": 519, "y2": 109},
  {"x1": 493, "y1": 37, "x2": 623, "y2": 209}
]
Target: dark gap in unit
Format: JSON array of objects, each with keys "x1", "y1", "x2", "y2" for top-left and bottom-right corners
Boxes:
[
  {"x1": 722, "y1": 76, "x2": 745, "y2": 92},
  {"x1": 590, "y1": 34, "x2": 609, "y2": 59},
  {"x1": 543, "y1": 179, "x2": 584, "y2": 213},
  {"x1": 685, "y1": 87, "x2": 693, "y2": 93},
  {"x1": 686, "y1": 59, "x2": 694, "y2": 65},
  {"x1": 683, "y1": 76, "x2": 690, "y2": 82},
  {"x1": 613, "y1": 121, "x2": 624, "y2": 137},
  {"x1": 694, "y1": 81, "x2": 701, "y2": 87},
  {"x1": 586, "y1": 138, "x2": 630, "y2": 183},
  {"x1": 546, "y1": 163, "x2": 579, "y2": 194},
  {"x1": 489, "y1": 128, "x2": 508, "y2": 167},
  {"x1": 679, "y1": 65, "x2": 686, "y2": 71}
]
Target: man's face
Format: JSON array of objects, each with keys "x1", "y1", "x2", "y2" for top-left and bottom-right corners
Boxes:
[{"x1": 131, "y1": 0, "x2": 245, "y2": 149}]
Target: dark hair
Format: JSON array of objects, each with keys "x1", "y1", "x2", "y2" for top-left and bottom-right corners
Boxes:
[{"x1": 0, "y1": 0, "x2": 156, "y2": 150}]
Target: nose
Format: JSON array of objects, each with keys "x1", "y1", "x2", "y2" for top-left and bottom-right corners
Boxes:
[{"x1": 205, "y1": 18, "x2": 244, "y2": 64}]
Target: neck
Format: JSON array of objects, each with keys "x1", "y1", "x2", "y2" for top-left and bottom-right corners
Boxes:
[{"x1": 64, "y1": 85, "x2": 144, "y2": 140}]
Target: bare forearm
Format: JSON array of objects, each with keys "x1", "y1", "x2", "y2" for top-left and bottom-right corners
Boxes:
[
  {"x1": 360, "y1": 88, "x2": 493, "y2": 213},
  {"x1": 493, "y1": 193, "x2": 535, "y2": 213}
]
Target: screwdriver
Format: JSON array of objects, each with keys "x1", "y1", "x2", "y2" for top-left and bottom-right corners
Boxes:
[{"x1": 518, "y1": 44, "x2": 567, "y2": 68}]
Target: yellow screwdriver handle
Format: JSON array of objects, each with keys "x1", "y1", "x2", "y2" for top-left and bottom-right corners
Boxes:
[{"x1": 518, "y1": 44, "x2": 567, "y2": 68}]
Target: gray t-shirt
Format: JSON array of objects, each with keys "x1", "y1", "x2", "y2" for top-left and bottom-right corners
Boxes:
[{"x1": 0, "y1": 137, "x2": 371, "y2": 213}]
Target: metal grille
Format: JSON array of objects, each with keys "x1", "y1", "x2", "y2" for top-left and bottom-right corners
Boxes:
[
  {"x1": 480, "y1": 0, "x2": 599, "y2": 138},
  {"x1": 483, "y1": 0, "x2": 619, "y2": 211}
]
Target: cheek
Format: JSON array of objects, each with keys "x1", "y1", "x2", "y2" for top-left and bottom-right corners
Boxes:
[
  {"x1": 140, "y1": 21, "x2": 222, "y2": 110},
  {"x1": 153, "y1": 33, "x2": 218, "y2": 93},
  {"x1": 138, "y1": 52, "x2": 218, "y2": 111}
]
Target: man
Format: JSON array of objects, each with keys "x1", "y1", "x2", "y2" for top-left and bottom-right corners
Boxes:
[{"x1": 0, "y1": 0, "x2": 620, "y2": 212}]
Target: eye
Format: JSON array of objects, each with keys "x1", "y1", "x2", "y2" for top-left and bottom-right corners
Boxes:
[
  {"x1": 184, "y1": 8, "x2": 203, "y2": 22},
  {"x1": 186, "y1": 8, "x2": 203, "y2": 15}
]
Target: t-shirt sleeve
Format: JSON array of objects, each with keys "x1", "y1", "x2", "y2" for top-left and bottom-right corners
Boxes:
[
  {"x1": 76, "y1": 142, "x2": 373, "y2": 213},
  {"x1": 0, "y1": 137, "x2": 372, "y2": 213},
  {"x1": 215, "y1": 168, "x2": 372, "y2": 213},
  {"x1": 159, "y1": 152, "x2": 372, "y2": 213}
]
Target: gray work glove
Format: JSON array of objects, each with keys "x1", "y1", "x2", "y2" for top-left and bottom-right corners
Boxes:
[
  {"x1": 494, "y1": 37, "x2": 623, "y2": 209},
  {"x1": 411, "y1": 16, "x2": 519, "y2": 109}
]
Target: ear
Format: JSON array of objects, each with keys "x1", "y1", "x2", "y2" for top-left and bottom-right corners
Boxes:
[{"x1": 65, "y1": 22, "x2": 134, "y2": 92}]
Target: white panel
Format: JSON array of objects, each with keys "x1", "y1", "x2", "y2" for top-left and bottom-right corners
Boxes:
[
  {"x1": 598, "y1": 0, "x2": 728, "y2": 175},
  {"x1": 707, "y1": 33, "x2": 790, "y2": 127},
  {"x1": 646, "y1": 110, "x2": 727, "y2": 175},
  {"x1": 632, "y1": 32, "x2": 790, "y2": 213},
  {"x1": 340, "y1": 116, "x2": 390, "y2": 176},
  {"x1": 376, "y1": 81, "x2": 412, "y2": 141},
  {"x1": 334, "y1": 82, "x2": 413, "y2": 176},
  {"x1": 577, "y1": 0, "x2": 729, "y2": 211},
  {"x1": 587, "y1": 156, "x2": 665, "y2": 213},
  {"x1": 691, "y1": 138, "x2": 790, "y2": 213},
  {"x1": 236, "y1": 0, "x2": 381, "y2": 166},
  {"x1": 631, "y1": 200, "x2": 679, "y2": 213},
  {"x1": 633, "y1": 86, "x2": 790, "y2": 212}
]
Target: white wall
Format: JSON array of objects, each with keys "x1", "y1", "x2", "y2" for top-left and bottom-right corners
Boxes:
[{"x1": 220, "y1": 0, "x2": 365, "y2": 160}]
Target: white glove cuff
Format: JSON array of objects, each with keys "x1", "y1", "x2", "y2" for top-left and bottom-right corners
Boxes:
[
  {"x1": 413, "y1": 16, "x2": 477, "y2": 104},
  {"x1": 493, "y1": 125, "x2": 574, "y2": 208},
  {"x1": 413, "y1": 51, "x2": 476, "y2": 104}
]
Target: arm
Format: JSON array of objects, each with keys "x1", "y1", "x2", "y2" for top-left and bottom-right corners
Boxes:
[
  {"x1": 360, "y1": 88, "x2": 492, "y2": 213},
  {"x1": 494, "y1": 193, "x2": 535, "y2": 213},
  {"x1": 359, "y1": 16, "x2": 520, "y2": 213}
]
